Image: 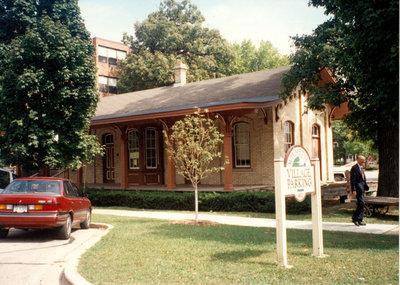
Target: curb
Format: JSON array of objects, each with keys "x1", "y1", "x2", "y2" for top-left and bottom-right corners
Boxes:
[{"x1": 61, "y1": 223, "x2": 113, "y2": 285}]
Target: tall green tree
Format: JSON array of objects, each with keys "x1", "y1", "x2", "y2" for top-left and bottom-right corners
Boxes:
[
  {"x1": 0, "y1": 0, "x2": 102, "y2": 172},
  {"x1": 232, "y1": 40, "x2": 289, "y2": 74},
  {"x1": 333, "y1": 120, "x2": 378, "y2": 165},
  {"x1": 280, "y1": 0, "x2": 398, "y2": 197},
  {"x1": 119, "y1": 0, "x2": 234, "y2": 92}
]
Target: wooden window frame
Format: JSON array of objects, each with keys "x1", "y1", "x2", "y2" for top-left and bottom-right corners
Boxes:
[
  {"x1": 145, "y1": 127, "x2": 158, "y2": 169},
  {"x1": 233, "y1": 122, "x2": 251, "y2": 168},
  {"x1": 284, "y1": 121, "x2": 294, "y2": 153},
  {"x1": 128, "y1": 129, "x2": 140, "y2": 170}
]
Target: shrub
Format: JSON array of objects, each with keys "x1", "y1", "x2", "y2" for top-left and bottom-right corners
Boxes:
[{"x1": 84, "y1": 189, "x2": 311, "y2": 214}]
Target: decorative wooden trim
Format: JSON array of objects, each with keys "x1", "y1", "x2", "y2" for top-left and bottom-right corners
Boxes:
[
  {"x1": 259, "y1": 108, "x2": 268, "y2": 125},
  {"x1": 328, "y1": 106, "x2": 337, "y2": 128},
  {"x1": 275, "y1": 104, "x2": 280, "y2": 122}
]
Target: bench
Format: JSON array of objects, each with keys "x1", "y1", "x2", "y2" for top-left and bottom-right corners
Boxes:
[
  {"x1": 350, "y1": 196, "x2": 399, "y2": 216},
  {"x1": 344, "y1": 170, "x2": 399, "y2": 216}
]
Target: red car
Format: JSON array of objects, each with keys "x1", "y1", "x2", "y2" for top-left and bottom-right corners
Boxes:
[{"x1": 0, "y1": 177, "x2": 91, "y2": 240}]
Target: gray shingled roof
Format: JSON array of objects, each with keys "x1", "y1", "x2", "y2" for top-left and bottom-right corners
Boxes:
[{"x1": 93, "y1": 66, "x2": 290, "y2": 121}]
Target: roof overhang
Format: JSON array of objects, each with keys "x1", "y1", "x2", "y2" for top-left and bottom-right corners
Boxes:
[{"x1": 91, "y1": 95, "x2": 282, "y2": 126}]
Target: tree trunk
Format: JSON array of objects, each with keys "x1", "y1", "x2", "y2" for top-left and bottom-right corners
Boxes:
[
  {"x1": 377, "y1": 118, "x2": 399, "y2": 197},
  {"x1": 194, "y1": 183, "x2": 198, "y2": 221}
]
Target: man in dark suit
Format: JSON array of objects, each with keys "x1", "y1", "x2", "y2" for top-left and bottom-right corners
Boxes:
[{"x1": 351, "y1": 155, "x2": 369, "y2": 226}]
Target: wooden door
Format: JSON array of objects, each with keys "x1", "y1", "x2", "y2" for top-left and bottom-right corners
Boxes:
[
  {"x1": 103, "y1": 134, "x2": 115, "y2": 183},
  {"x1": 127, "y1": 126, "x2": 164, "y2": 185}
]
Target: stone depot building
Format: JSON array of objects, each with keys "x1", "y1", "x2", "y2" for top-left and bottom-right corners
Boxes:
[{"x1": 72, "y1": 64, "x2": 345, "y2": 191}]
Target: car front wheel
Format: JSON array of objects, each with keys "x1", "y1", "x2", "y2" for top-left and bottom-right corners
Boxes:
[{"x1": 58, "y1": 215, "x2": 72, "y2": 240}]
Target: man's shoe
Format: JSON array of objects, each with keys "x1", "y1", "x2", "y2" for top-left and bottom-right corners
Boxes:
[
  {"x1": 353, "y1": 220, "x2": 359, "y2": 226},
  {"x1": 358, "y1": 222, "x2": 366, "y2": 226}
]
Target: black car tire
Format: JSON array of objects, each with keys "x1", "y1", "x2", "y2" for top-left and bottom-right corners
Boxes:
[
  {"x1": 58, "y1": 215, "x2": 72, "y2": 240},
  {"x1": 0, "y1": 228, "x2": 8, "y2": 238},
  {"x1": 80, "y1": 210, "x2": 91, "y2": 229}
]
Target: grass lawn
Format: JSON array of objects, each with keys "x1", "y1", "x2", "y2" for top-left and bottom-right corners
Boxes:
[{"x1": 79, "y1": 214, "x2": 399, "y2": 285}]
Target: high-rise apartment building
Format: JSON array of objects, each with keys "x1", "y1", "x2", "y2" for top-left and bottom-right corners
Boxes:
[{"x1": 92, "y1": 37, "x2": 130, "y2": 97}]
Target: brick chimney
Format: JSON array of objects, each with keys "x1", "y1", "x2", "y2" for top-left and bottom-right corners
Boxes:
[{"x1": 173, "y1": 61, "x2": 188, "y2": 87}]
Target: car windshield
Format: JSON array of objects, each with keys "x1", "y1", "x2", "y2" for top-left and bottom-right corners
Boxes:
[{"x1": 1, "y1": 180, "x2": 61, "y2": 195}]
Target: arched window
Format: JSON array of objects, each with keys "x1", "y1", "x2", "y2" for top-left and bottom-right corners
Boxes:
[
  {"x1": 145, "y1": 128, "x2": 158, "y2": 169},
  {"x1": 284, "y1": 121, "x2": 294, "y2": 153},
  {"x1": 102, "y1": 133, "x2": 114, "y2": 145},
  {"x1": 233, "y1": 123, "x2": 250, "y2": 167},
  {"x1": 128, "y1": 129, "x2": 139, "y2": 169},
  {"x1": 312, "y1": 124, "x2": 320, "y2": 137}
]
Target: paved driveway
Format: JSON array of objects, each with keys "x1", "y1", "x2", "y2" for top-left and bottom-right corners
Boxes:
[{"x1": 0, "y1": 227, "x2": 100, "y2": 285}]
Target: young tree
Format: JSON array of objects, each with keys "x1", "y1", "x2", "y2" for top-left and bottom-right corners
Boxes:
[
  {"x1": 280, "y1": 0, "x2": 398, "y2": 197},
  {"x1": 164, "y1": 109, "x2": 223, "y2": 221},
  {"x1": 0, "y1": 0, "x2": 102, "y2": 172}
]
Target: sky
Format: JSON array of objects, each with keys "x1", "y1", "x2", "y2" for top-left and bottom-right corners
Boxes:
[{"x1": 78, "y1": 0, "x2": 329, "y2": 55}]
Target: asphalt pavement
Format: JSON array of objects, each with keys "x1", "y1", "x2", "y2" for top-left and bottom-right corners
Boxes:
[{"x1": 0, "y1": 224, "x2": 110, "y2": 285}]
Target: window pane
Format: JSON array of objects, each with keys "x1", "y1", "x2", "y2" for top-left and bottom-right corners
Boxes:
[
  {"x1": 0, "y1": 171, "x2": 10, "y2": 189},
  {"x1": 98, "y1": 76, "x2": 108, "y2": 84},
  {"x1": 312, "y1": 125, "x2": 319, "y2": 136},
  {"x1": 117, "y1": 51, "x2": 126, "y2": 60},
  {"x1": 98, "y1": 56, "x2": 107, "y2": 63},
  {"x1": 107, "y1": 48, "x2": 117, "y2": 59},
  {"x1": 234, "y1": 123, "x2": 250, "y2": 167},
  {"x1": 108, "y1": 57, "x2": 117, "y2": 65},
  {"x1": 108, "y1": 78, "x2": 117, "y2": 87},
  {"x1": 284, "y1": 122, "x2": 294, "y2": 153},
  {"x1": 108, "y1": 86, "x2": 117, "y2": 94},
  {"x1": 145, "y1": 128, "x2": 157, "y2": 168},
  {"x1": 128, "y1": 130, "x2": 139, "y2": 169},
  {"x1": 98, "y1": 46, "x2": 107, "y2": 57}
]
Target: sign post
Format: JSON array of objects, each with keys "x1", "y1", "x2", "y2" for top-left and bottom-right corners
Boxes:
[
  {"x1": 274, "y1": 158, "x2": 291, "y2": 268},
  {"x1": 311, "y1": 158, "x2": 324, "y2": 257},
  {"x1": 274, "y1": 145, "x2": 325, "y2": 268}
]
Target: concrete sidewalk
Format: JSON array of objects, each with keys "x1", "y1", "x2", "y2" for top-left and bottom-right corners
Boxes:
[{"x1": 93, "y1": 209, "x2": 399, "y2": 235}]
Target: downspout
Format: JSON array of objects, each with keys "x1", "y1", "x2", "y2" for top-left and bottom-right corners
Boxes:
[
  {"x1": 299, "y1": 91, "x2": 303, "y2": 146},
  {"x1": 324, "y1": 110, "x2": 329, "y2": 181}
]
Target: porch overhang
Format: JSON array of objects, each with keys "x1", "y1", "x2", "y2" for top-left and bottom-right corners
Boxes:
[{"x1": 90, "y1": 96, "x2": 282, "y2": 127}]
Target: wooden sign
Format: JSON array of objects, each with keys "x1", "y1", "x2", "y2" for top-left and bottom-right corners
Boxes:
[
  {"x1": 274, "y1": 145, "x2": 325, "y2": 268},
  {"x1": 284, "y1": 146, "x2": 314, "y2": 202}
]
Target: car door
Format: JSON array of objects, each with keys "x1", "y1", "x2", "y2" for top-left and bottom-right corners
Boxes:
[
  {"x1": 69, "y1": 182, "x2": 89, "y2": 223},
  {"x1": 63, "y1": 181, "x2": 84, "y2": 223}
]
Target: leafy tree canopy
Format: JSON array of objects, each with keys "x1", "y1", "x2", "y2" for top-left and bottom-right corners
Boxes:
[
  {"x1": 231, "y1": 40, "x2": 289, "y2": 74},
  {"x1": 118, "y1": 0, "x2": 289, "y2": 93},
  {"x1": 280, "y1": 0, "x2": 398, "y2": 196},
  {"x1": 120, "y1": 0, "x2": 233, "y2": 92},
  {"x1": 333, "y1": 120, "x2": 378, "y2": 164},
  {"x1": 0, "y1": 0, "x2": 102, "y2": 171}
]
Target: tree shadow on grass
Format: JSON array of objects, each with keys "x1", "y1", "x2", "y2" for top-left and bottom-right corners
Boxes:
[
  {"x1": 150, "y1": 222, "x2": 399, "y2": 251},
  {"x1": 210, "y1": 249, "x2": 276, "y2": 266},
  {"x1": 151, "y1": 223, "x2": 277, "y2": 245}
]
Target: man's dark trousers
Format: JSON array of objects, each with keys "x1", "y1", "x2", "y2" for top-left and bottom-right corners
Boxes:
[{"x1": 352, "y1": 192, "x2": 365, "y2": 222}]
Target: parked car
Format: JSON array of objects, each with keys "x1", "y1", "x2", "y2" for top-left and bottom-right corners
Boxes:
[
  {"x1": 0, "y1": 168, "x2": 16, "y2": 193},
  {"x1": 0, "y1": 177, "x2": 91, "y2": 239},
  {"x1": 333, "y1": 162, "x2": 357, "y2": 182}
]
